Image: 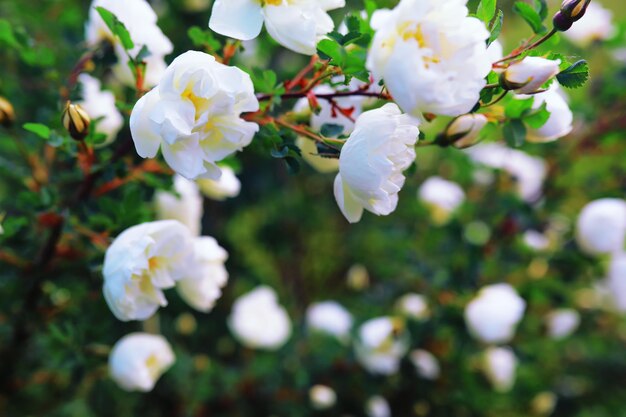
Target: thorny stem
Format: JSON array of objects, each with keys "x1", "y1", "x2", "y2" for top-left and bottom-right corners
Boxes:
[{"x1": 258, "y1": 89, "x2": 390, "y2": 102}]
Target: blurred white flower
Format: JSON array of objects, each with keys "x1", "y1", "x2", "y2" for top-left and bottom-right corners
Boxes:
[
  {"x1": 395, "y1": 293, "x2": 429, "y2": 320},
  {"x1": 502, "y1": 57, "x2": 561, "y2": 94},
  {"x1": 109, "y1": 333, "x2": 175, "y2": 392},
  {"x1": 208, "y1": 0, "x2": 345, "y2": 55},
  {"x1": 155, "y1": 175, "x2": 203, "y2": 237},
  {"x1": 564, "y1": 2, "x2": 615, "y2": 46},
  {"x1": 410, "y1": 349, "x2": 440, "y2": 380},
  {"x1": 177, "y1": 236, "x2": 229, "y2": 313},
  {"x1": 464, "y1": 283, "x2": 526, "y2": 344},
  {"x1": 130, "y1": 51, "x2": 259, "y2": 180},
  {"x1": 77, "y1": 74, "x2": 123, "y2": 146},
  {"x1": 523, "y1": 230, "x2": 551, "y2": 251},
  {"x1": 519, "y1": 84, "x2": 573, "y2": 143},
  {"x1": 85, "y1": 0, "x2": 173, "y2": 87},
  {"x1": 607, "y1": 253, "x2": 626, "y2": 312},
  {"x1": 367, "y1": 0, "x2": 491, "y2": 118},
  {"x1": 309, "y1": 384, "x2": 337, "y2": 410},
  {"x1": 196, "y1": 166, "x2": 241, "y2": 201},
  {"x1": 418, "y1": 176, "x2": 466, "y2": 225},
  {"x1": 487, "y1": 39, "x2": 504, "y2": 63},
  {"x1": 103, "y1": 220, "x2": 195, "y2": 321},
  {"x1": 229, "y1": 286, "x2": 291, "y2": 350},
  {"x1": 355, "y1": 317, "x2": 409, "y2": 375},
  {"x1": 306, "y1": 301, "x2": 353, "y2": 341},
  {"x1": 334, "y1": 103, "x2": 420, "y2": 223},
  {"x1": 366, "y1": 395, "x2": 391, "y2": 417},
  {"x1": 546, "y1": 308, "x2": 580, "y2": 339},
  {"x1": 575, "y1": 198, "x2": 626, "y2": 256},
  {"x1": 466, "y1": 143, "x2": 547, "y2": 203},
  {"x1": 482, "y1": 346, "x2": 517, "y2": 393},
  {"x1": 444, "y1": 113, "x2": 489, "y2": 148}
]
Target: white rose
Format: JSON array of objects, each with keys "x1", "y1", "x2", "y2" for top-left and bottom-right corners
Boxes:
[
  {"x1": 334, "y1": 103, "x2": 420, "y2": 223},
  {"x1": 502, "y1": 57, "x2": 561, "y2": 94},
  {"x1": 564, "y1": 2, "x2": 615, "y2": 46},
  {"x1": 606, "y1": 253, "x2": 626, "y2": 312},
  {"x1": 466, "y1": 143, "x2": 547, "y2": 203},
  {"x1": 208, "y1": 0, "x2": 345, "y2": 55},
  {"x1": 365, "y1": 396, "x2": 391, "y2": 417},
  {"x1": 229, "y1": 286, "x2": 291, "y2": 350},
  {"x1": 309, "y1": 385, "x2": 337, "y2": 410},
  {"x1": 487, "y1": 39, "x2": 504, "y2": 64},
  {"x1": 576, "y1": 198, "x2": 626, "y2": 256},
  {"x1": 482, "y1": 346, "x2": 517, "y2": 393},
  {"x1": 444, "y1": 113, "x2": 489, "y2": 148},
  {"x1": 418, "y1": 176, "x2": 466, "y2": 224},
  {"x1": 196, "y1": 166, "x2": 242, "y2": 201},
  {"x1": 77, "y1": 74, "x2": 123, "y2": 146},
  {"x1": 130, "y1": 51, "x2": 259, "y2": 180},
  {"x1": 355, "y1": 317, "x2": 409, "y2": 375},
  {"x1": 523, "y1": 230, "x2": 551, "y2": 251},
  {"x1": 109, "y1": 333, "x2": 175, "y2": 392},
  {"x1": 518, "y1": 84, "x2": 573, "y2": 143},
  {"x1": 409, "y1": 349, "x2": 440, "y2": 380},
  {"x1": 103, "y1": 220, "x2": 195, "y2": 321},
  {"x1": 395, "y1": 293, "x2": 429, "y2": 320},
  {"x1": 155, "y1": 175, "x2": 203, "y2": 237},
  {"x1": 306, "y1": 301, "x2": 353, "y2": 341},
  {"x1": 176, "y1": 237, "x2": 229, "y2": 313},
  {"x1": 546, "y1": 308, "x2": 580, "y2": 339},
  {"x1": 85, "y1": 0, "x2": 173, "y2": 87},
  {"x1": 367, "y1": 0, "x2": 492, "y2": 118},
  {"x1": 464, "y1": 283, "x2": 526, "y2": 344}
]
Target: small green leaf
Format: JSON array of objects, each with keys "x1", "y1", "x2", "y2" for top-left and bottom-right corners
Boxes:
[
  {"x1": 317, "y1": 39, "x2": 344, "y2": 64},
  {"x1": 525, "y1": 102, "x2": 551, "y2": 129},
  {"x1": 503, "y1": 119, "x2": 527, "y2": 147},
  {"x1": 476, "y1": 0, "x2": 497, "y2": 24},
  {"x1": 513, "y1": 2, "x2": 547, "y2": 34},
  {"x1": 505, "y1": 97, "x2": 534, "y2": 119},
  {"x1": 23, "y1": 123, "x2": 51, "y2": 139},
  {"x1": 320, "y1": 124, "x2": 345, "y2": 138},
  {"x1": 488, "y1": 10, "x2": 504, "y2": 45},
  {"x1": 556, "y1": 60, "x2": 590, "y2": 89},
  {"x1": 95, "y1": 7, "x2": 134, "y2": 51}
]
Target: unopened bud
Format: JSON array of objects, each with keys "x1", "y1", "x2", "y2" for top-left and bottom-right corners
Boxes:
[
  {"x1": 0, "y1": 97, "x2": 15, "y2": 128},
  {"x1": 554, "y1": 0, "x2": 592, "y2": 31},
  {"x1": 441, "y1": 113, "x2": 488, "y2": 148},
  {"x1": 500, "y1": 57, "x2": 561, "y2": 94},
  {"x1": 62, "y1": 101, "x2": 90, "y2": 141}
]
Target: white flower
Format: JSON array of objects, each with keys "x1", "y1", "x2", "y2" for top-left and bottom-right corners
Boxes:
[
  {"x1": 130, "y1": 51, "x2": 259, "y2": 180},
  {"x1": 502, "y1": 57, "x2": 561, "y2": 94},
  {"x1": 85, "y1": 0, "x2": 173, "y2": 87},
  {"x1": 564, "y1": 2, "x2": 615, "y2": 46},
  {"x1": 77, "y1": 74, "x2": 123, "y2": 146},
  {"x1": 155, "y1": 175, "x2": 203, "y2": 237},
  {"x1": 466, "y1": 143, "x2": 547, "y2": 203},
  {"x1": 229, "y1": 286, "x2": 291, "y2": 350},
  {"x1": 523, "y1": 230, "x2": 551, "y2": 251},
  {"x1": 606, "y1": 253, "x2": 626, "y2": 312},
  {"x1": 410, "y1": 349, "x2": 440, "y2": 380},
  {"x1": 418, "y1": 176, "x2": 466, "y2": 224},
  {"x1": 519, "y1": 84, "x2": 573, "y2": 143},
  {"x1": 196, "y1": 166, "x2": 241, "y2": 201},
  {"x1": 366, "y1": 396, "x2": 391, "y2": 417},
  {"x1": 546, "y1": 308, "x2": 580, "y2": 339},
  {"x1": 208, "y1": 0, "x2": 345, "y2": 55},
  {"x1": 109, "y1": 333, "x2": 175, "y2": 392},
  {"x1": 464, "y1": 283, "x2": 526, "y2": 344},
  {"x1": 482, "y1": 346, "x2": 517, "y2": 393},
  {"x1": 297, "y1": 137, "x2": 340, "y2": 173},
  {"x1": 334, "y1": 103, "x2": 420, "y2": 223},
  {"x1": 395, "y1": 293, "x2": 429, "y2": 320},
  {"x1": 309, "y1": 385, "x2": 337, "y2": 410},
  {"x1": 487, "y1": 39, "x2": 504, "y2": 63},
  {"x1": 355, "y1": 317, "x2": 409, "y2": 375},
  {"x1": 576, "y1": 198, "x2": 626, "y2": 256},
  {"x1": 306, "y1": 301, "x2": 353, "y2": 341},
  {"x1": 176, "y1": 236, "x2": 229, "y2": 313},
  {"x1": 103, "y1": 220, "x2": 195, "y2": 321},
  {"x1": 444, "y1": 113, "x2": 489, "y2": 148},
  {"x1": 367, "y1": 0, "x2": 492, "y2": 118}
]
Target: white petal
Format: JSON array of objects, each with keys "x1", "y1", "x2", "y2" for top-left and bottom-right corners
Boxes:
[
  {"x1": 334, "y1": 174, "x2": 364, "y2": 223},
  {"x1": 209, "y1": 0, "x2": 264, "y2": 40}
]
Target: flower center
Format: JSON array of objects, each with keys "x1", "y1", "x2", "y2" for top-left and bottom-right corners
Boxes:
[
  {"x1": 398, "y1": 22, "x2": 441, "y2": 67},
  {"x1": 145, "y1": 354, "x2": 162, "y2": 379}
]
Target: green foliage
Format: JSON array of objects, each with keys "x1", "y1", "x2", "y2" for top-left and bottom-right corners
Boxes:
[
  {"x1": 513, "y1": 1, "x2": 548, "y2": 34},
  {"x1": 557, "y1": 60, "x2": 590, "y2": 89},
  {"x1": 95, "y1": 7, "x2": 134, "y2": 51}
]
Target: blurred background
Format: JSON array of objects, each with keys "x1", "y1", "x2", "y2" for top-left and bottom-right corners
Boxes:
[{"x1": 1, "y1": 0, "x2": 626, "y2": 416}]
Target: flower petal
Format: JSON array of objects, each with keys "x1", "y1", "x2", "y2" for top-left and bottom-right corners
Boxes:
[{"x1": 209, "y1": 0, "x2": 264, "y2": 41}]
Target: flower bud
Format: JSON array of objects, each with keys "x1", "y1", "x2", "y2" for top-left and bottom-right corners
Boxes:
[
  {"x1": 554, "y1": 0, "x2": 592, "y2": 31},
  {"x1": 62, "y1": 101, "x2": 90, "y2": 141},
  {"x1": 0, "y1": 97, "x2": 15, "y2": 128},
  {"x1": 441, "y1": 113, "x2": 488, "y2": 148},
  {"x1": 500, "y1": 57, "x2": 561, "y2": 94}
]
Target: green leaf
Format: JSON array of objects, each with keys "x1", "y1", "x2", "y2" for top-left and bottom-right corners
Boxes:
[
  {"x1": 317, "y1": 39, "x2": 344, "y2": 64},
  {"x1": 513, "y1": 2, "x2": 547, "y2": 34},
  {"x1": 476, "y1": 0, "x2": 497, "y2": 24},
  {"x1": 488, "y1": 10, "x2": 504, "y2": 45},
  {"x1": 503, "y1": 119, "x2": 527, "y2": 147},
  {"x1": 525, "y1": 102, "x2": 551, "y2": 129},
  {"x1": 23, "y1": 123, "x2": 51, "y2": 139},
  {"x1": 320, "y1": 124, "x2": 345, "y2": 138},
  {"x1": 505, "y1": 97, "x2": 534, "y2": 118},
  {"x1": 556, "y1": 60, "x2": 590, "y2": 89},
  {"x1": 95, "y1": 7, "x2": 134, "y2": 51}
]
